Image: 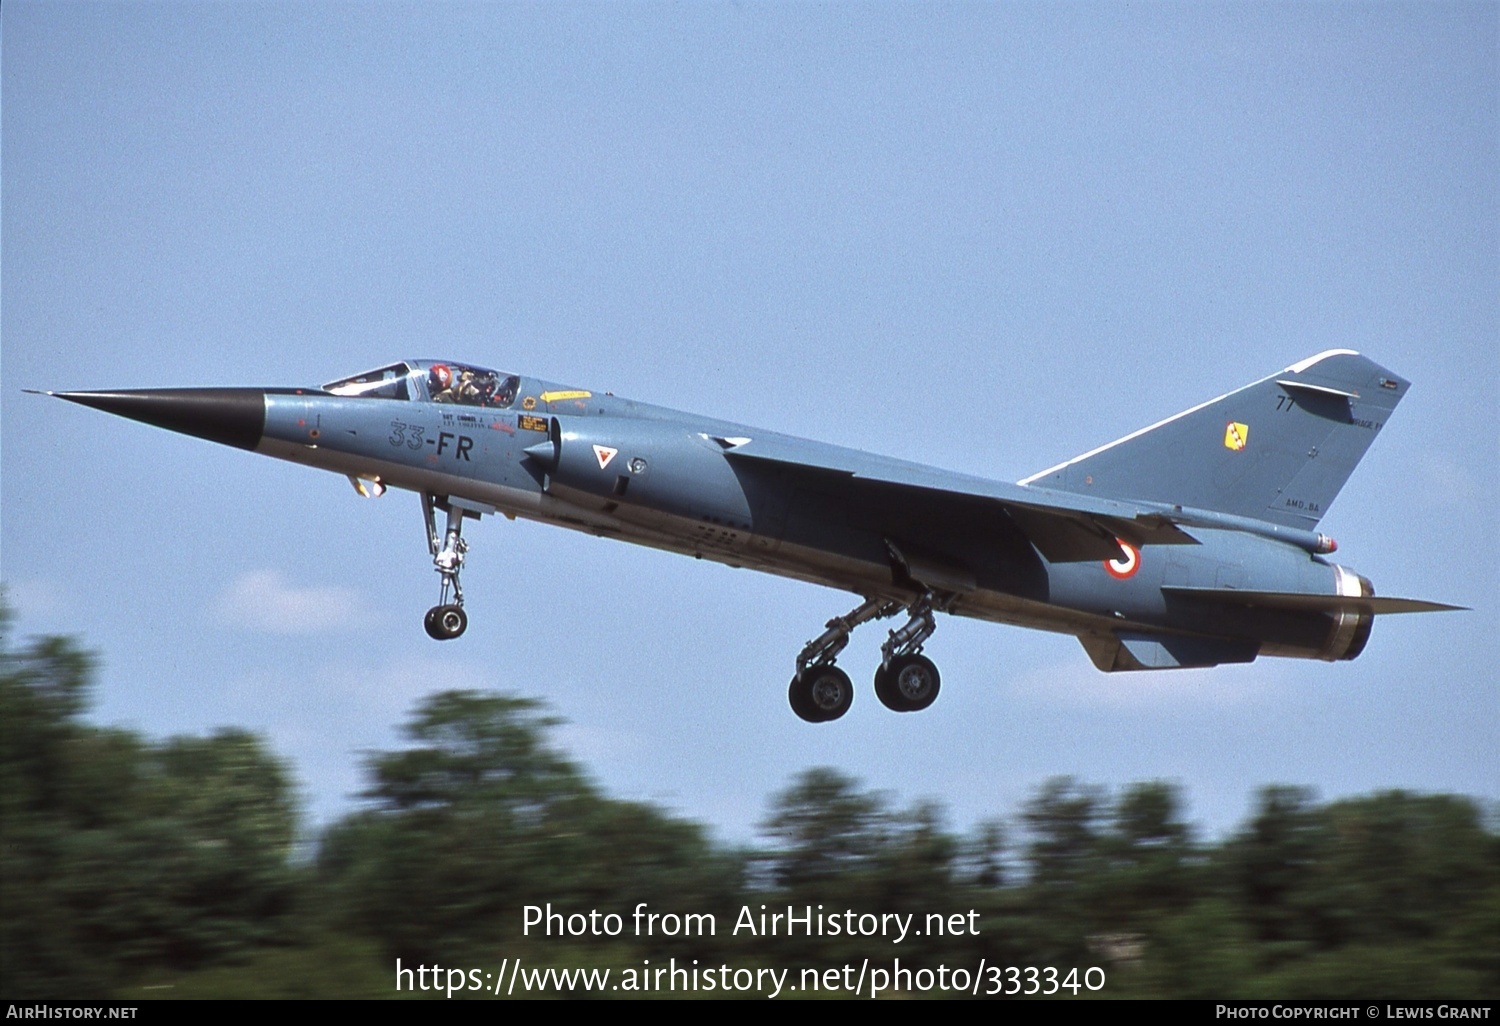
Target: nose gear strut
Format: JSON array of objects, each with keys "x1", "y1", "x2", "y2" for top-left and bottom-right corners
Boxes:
[{"x1": 421, "y1": 492, "x2": 487, "y2": 640}]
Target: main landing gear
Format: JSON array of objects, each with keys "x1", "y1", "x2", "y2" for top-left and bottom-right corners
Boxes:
[
  {"x1": 421, "y1": 492, "x2": 476, "y2": 640},
  {"x1": 875, "y1": 592, "x2": 941, "y2": 714},
  {"x1": 787, "y1": 592, "x2": 945, "y2": 722}
]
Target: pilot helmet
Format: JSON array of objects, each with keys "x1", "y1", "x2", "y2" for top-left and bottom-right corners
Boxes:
[{"x1": 429, "y1": 364, "x2": 452, "y2": 392}]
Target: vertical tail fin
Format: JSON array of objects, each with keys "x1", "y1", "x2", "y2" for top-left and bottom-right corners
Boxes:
[{"x1": 1019, "y1": 351, "x2": 1408, "y2": 527}]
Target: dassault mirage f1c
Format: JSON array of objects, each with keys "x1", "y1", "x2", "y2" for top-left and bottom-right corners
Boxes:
[{"x1": 37, "y1": 350, "x2": 1459, "y2": 722}]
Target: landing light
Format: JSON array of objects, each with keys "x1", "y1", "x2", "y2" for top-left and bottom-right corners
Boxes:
[{"x1": 349, "y1": 475, "x2": 386, "y2": 498}]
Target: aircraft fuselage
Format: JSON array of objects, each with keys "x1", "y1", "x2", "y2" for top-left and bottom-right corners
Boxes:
[
  {"x1": 253, "y1": 376, "x2": 1355, "y2": 663},
  {"x1": 43, "y1": 351, "x2": 1458, "y2": 720}
]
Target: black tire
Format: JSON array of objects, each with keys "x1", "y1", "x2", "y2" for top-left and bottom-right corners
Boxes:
[
  {"x1": 788, "y1": 675, "x2": 818, "y2": 722},
  {"x1": 887, "y1": 653, "x2": 940, "y2": 711},
  {"x1": 788, "y1": 665, "x2": 854, "y2": 722},
  {"x1": 873, "y1": 664, "x2": 904, "y2": 712},
  {"x1": 426, "y1": 604, "x2": 467, "y2": 640}
]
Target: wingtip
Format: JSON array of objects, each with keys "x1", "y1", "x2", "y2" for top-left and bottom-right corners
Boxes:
[{"x1": 1283, "y1": 349, "x2": 1362, "y2": 374}]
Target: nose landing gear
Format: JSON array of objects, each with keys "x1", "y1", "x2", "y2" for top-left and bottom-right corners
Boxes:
[{"x1": 421, "y1": 492, "x2": 488, "y2": 640}]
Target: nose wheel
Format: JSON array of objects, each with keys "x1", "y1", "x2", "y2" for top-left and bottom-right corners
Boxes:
[{"x1": 424, "y1": 603, "x2": 468, "y2": 640}]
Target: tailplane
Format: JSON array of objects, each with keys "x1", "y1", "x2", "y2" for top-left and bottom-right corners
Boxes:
[{"x1": 1020, "y1": 351, "x2": 1407, "y2": 528}]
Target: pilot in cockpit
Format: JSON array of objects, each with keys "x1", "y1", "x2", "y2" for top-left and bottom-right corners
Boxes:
[
  {"x1": 454, "y1": 368, "x2": 481, "y2": 404},
  {"x1": 429, "y1": 364, "x2": 456, "y2": 402}
]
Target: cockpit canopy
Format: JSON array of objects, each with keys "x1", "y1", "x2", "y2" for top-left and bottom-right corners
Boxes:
[
  {"x1": 322, "y1": 363, "x2": 413, "y2": 400},
  {"x1": 322, "y1": 361, "x2": 520, "y2": 408}
]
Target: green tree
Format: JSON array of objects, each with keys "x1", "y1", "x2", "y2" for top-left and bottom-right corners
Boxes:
[
  {"x1": 755, "y1": 768, "x2": 970, "y2": 963},
  {"x1": 759, "y1": 767, "x2": 891, "y2": 895},
  {"x1": 318, "y1": 690, "x2": 740, "y2": 964},
  {"x1": 758, "y1": 768, "x2": 963, "y2": 910},
  {"x1": 1099, "y1": 781, "x2": 1200, "y2": 927},
  {"x1": 1229, "y1": 784, "x2": 1328, "y2": 954},
  {"x1": 358, "y1": 691, "x2": 583, "y2": 814},
  {"x1": 1128, "y1": 898, "x2": 1256, "y2": 998},
  {"x1": 1221, "y1": 786, "x2": 1499, "y2": 994},
  {"x1": 1, "y1": 606, "x2": 298, "y2": 997},
  {"x1": 1022, "y1": 777, "x2": 1107, "y2": 894},
  {"x1": 1017, "y1": 777, "x2": 1115, "y2": 964},
  {"x1": 959, "y1": 819, "x2": 1007, "y2": 890},
  {"x1": 1316, "y1": 791, "x2": 1495, "y2": 948},
  {"x1": 2, "y1": 605, "x2": 103, "y2": 994}
]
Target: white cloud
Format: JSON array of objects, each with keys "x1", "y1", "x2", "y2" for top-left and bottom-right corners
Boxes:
[{"x1": 216, "y1": 569, "x2": 373, "y2": 634}]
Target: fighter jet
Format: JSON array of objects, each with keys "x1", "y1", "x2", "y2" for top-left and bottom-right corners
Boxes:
[{"x1": 36, "y1": 350, "x2": 1459, "y2": 722}]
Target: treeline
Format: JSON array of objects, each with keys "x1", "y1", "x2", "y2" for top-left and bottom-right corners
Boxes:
[{"x1": 2, "y1": 618, "x2": 1496, "y2": 998}]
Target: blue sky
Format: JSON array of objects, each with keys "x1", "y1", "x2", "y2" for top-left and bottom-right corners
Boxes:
[{"x1": 3, "y1": 2, "x2": 1495, "y2": 843}]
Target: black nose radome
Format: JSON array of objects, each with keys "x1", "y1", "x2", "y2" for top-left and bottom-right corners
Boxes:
[{"x1": 50, "y1": 388, "x2": 267, "y2": 450}]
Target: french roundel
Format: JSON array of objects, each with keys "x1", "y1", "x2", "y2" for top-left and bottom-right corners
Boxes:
[{"x1": 1103, "y1": 539, "x2": 1140, "y2": 580}]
